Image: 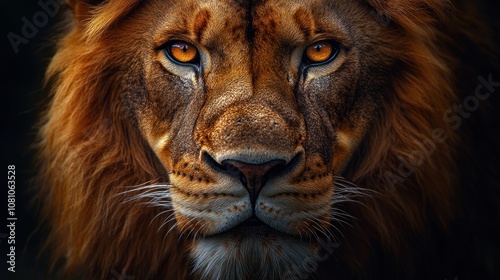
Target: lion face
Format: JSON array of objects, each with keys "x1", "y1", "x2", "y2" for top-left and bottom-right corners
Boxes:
[
  {"x1": 113, "y1": 0, "x2": 391, "y2": 277},
  {"x1": 43, "y1": 0, "x2": 484, "y2": 278}
]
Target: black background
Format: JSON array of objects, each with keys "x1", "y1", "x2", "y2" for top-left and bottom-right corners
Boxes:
[
  {"x1": 2, "y1": 1, "x2": 64, "y2": 279},
  {"x1": 1, "y1": 1, "x2": 500, "y2": 280}
]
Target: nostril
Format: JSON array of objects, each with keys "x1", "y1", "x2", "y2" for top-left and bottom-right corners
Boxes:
[
  {"x1": 221, "y1": 159, "x2": 286, "y2": 202},
  {"x1": 221, "y1": 161, "x2": 248, "y2": 187},
  {"x1": 201, "y1": 151, "x2": 303, "y2": 203},
  {"x1": 222, "y1": 161, "x2": 241, "y2": 177}
]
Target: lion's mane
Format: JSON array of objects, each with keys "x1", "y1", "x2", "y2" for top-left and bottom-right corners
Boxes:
[{"x1": 38, "y1": 0, "x2": 498, "y2": 279}]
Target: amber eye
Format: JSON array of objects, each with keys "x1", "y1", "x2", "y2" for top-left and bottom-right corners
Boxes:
[
  {"x1": 165, "y1": 41, "x2": 199, "y2": 65},
  {"x1": 304, "y1": 40, "x2": 339, "y2": 65}
]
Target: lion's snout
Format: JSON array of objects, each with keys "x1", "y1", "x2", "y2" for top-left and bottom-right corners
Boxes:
[{"x1": 205, "y1": 103, "x2": 303, "y2": 153}]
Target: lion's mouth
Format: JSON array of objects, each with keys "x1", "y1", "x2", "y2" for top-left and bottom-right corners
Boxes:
[
  {"x1": 222, "y1": 216, "x2": 276, "y2": 237},
  {"x1": 236, "y1": 216, "x2": 269, "y2": 229}
]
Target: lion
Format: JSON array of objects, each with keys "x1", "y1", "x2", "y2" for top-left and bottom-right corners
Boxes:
[{"x1": 38, "y1": 0, "x2": 500, "y2": 279}]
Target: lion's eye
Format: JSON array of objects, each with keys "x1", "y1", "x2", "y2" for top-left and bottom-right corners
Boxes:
[
  {"x1": 303, "y1": 40, "x2": 339, "y2": 65},
  {"x1": 165, "y1": 41, "x2": 199, "y2": 65}
]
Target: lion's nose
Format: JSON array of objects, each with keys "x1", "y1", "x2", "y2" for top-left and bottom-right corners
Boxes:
[{"x1": 221, "y1": 159, "x2": 286, "y2": 203}]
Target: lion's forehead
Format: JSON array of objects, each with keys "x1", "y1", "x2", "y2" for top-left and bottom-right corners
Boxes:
[{"x1": 150, "y1": 0, "x2": 347, "y2": 48}]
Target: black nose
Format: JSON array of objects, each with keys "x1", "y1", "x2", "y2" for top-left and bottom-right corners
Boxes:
[{"x1": 221, "y1": 159, "x2": 286, "y2": 203}]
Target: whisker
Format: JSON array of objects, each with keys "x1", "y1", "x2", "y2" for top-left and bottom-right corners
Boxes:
[
  {"x1": 331, "y1": 207, "x2": 356, "y2": 220},
  {"x1": 334, "y1": 175, "x2": 379, "y2": 195},
  {"x1": 309, "y1": 216, "x2": 338, "y2": 241},
  {"x1": 312, "y1": 216, "x2": 339, "y2": 241},
  {"x1": 115, "y1": 183, "x2": 174, "y2": 211},
  {"x1": 178, "y1": 216, "x2": 197, "y2": 242},
  {"x1": 111, "y1": 180, "x2": 178, "y2": 238},
  {"x1": 150, "y1": 209, "x2": 175, "y2": 228},
  {"x1": 120, "y1": 186, "x2": 171, "y2": 200},
  {"x1": 305, "y1": 226, "x2": 319, "y2": 241},
  {"x1": 162, "y1": 222, "x2": 179, "y2": 244},
  {"x1": 330, "y1": 214, "x2": 353, "y2": 228},
  {"x1": 116, "y1": 184, "x2": 170, "y2": 195},
  {"x1": 165, "y1": 220, "x2": 179, "y2": 238},
  {"x1": 156, "y1": 212, "x2": 176, "y2": 232},
  {"x1": 329, "y1": 175, "x2": 374, "y2": 234}
]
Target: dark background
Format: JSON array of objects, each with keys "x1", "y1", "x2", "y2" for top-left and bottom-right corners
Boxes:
[
  {"x1": 2, "y1": 1, "x2": 64, "y2": 279},
  {"x1": 1, "y1": 1, "x2": 500, "y2": 280}
]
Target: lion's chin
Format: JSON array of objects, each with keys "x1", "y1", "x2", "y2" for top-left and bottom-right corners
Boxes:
[{"x1": 189, "y1": 220, "x2": 320, "y2": 280}]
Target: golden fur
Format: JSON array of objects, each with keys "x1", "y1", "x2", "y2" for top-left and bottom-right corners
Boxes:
[{"x1": 38, "y1": 0, "x2": 498, "y2": 279}]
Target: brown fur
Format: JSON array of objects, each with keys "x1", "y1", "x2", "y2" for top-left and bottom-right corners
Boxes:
[{"x1": 38, "y1": 0, "x2": 498, "y2": 279}]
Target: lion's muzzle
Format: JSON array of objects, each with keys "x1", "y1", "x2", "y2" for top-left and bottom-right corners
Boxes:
[{"x1": 198, "y1": 101, "x2": 306, "y2": 206}]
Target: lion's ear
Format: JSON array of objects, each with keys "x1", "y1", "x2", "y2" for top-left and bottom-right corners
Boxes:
[{"x1": 67, "y1": 0, "x2": 105, "y2": 22}]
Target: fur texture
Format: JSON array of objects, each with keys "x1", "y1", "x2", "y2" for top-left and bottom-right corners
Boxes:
[{"x1": 38, "y1": 0, "x2": 499, "y2": 279}]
